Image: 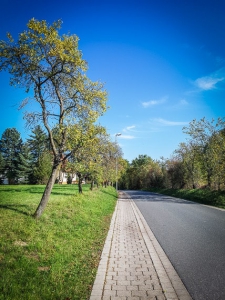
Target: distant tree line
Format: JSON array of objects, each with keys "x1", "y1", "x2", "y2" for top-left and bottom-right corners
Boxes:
[{"x1": 119, "y1": 117, "x2": 225, "y2": 191}]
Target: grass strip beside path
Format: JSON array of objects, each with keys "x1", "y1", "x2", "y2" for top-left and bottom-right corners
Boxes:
[
  {"x1": 146, "y1": 188, "x2": 225, "y2": 209},
  {"x1": 0, "y1": 184, "x2": 117, "y2": 300}
]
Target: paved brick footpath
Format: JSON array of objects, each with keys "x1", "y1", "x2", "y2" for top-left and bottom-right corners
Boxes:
[{"x1": 90, "y1": 192, "x2": 192, "y2": 300}]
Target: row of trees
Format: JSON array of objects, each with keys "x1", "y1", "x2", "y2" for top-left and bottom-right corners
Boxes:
[
  {"x1": 119, "y1": 117, "x2": 225, "y2": 191},
  {"x1": 0, "y1": 126, "x2": 124, "y2": 189}
]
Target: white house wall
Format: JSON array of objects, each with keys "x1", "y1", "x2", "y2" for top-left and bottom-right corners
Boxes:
[{"x1": 59, "y1": 171, "x2": 77, "y2": 184}]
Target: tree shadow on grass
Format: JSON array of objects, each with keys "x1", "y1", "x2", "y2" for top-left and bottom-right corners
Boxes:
[
  {"x1": 29, "y1": 185, "x2": 77, "y2": 196},
  {"x1": 0, "y1": 187, "x2": 45, "y2": 194},
  {"x1": 100, "y1": 188, "x2": 117, "y2": 198},
  {"x1": 0, "y1": 187, "x2": 75, "y2": 196},
  {"x1": 0, "y1": 204, "x2": 32, "y2": 216},
  {"x1": 28, "y1": 190, "x2": 76, "y2": 196}
]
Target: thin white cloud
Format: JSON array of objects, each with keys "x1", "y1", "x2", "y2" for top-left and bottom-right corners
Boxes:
[
  {"x1": 119, "y1": 134, "x2": 135, "y2": 139},
  {"x1": 152, "y1": 118, "x2": 188, "y2": 126},
  {"x1": 142, "y1": 96, "x2": 167, "y2": 108},
  {"x1": 123, "y1": 125, "x2": 136, "y2": 132},
  {"x1": 123, "y1": 124, "x2": 159, "y2": 134},
  {"x1": 193, "y1": 68, "x2": 225, "y2": 91},
  {"x1": 121, "y1": 125, "x2": 136, "y2": 139},
  {"x1": 194, "y1": 76, "x2": 224, "y2": 90},
  {"x1": 142, "y1": 100, "x2": 158, "y2": 107}
]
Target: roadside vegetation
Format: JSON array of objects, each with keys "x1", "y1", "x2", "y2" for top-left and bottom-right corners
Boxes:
[
  {"x1": 119, "y1": 117, "x2": 225, "y2": 209},
  {"x1": 145, "y1": 187, "x2": 225, "y2": 209},
  {"x1": 0, "y1": 184, "x2": 117, "y2": 300}
]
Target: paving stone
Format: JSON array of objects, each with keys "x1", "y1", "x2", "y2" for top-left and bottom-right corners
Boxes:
[
  {"x1": 90, "y1": 296, "x2": 104, "y2": 300},
  {"x1": 103, "y1": 289, "x2": 116, "y2": 296},
  {"x1": 117, "y1": 280, "x2": 131, "y2": 286},
  {"x1": 132, "y1": 290, "x2": 148, "y2": 297},
  {"x1": 126, "y1": 285, "x2": 139, "y2": 291},
  {"x1": 116, "y1": 290, "x2": 132, "y2": 297}
]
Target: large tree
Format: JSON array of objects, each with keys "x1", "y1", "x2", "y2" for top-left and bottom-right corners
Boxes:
[
  {"x1": 174, "y1": 142, "x2": 202, "y2": 189},
  {"x1": 183, "y1": 117, "x2": 225, "y2": 189},
  {"x1": 0, "y1": 128, "x2": 22, "y2": 184},
  {"x1": 0, "y1": 19, "x2": 107, "y2": 218}
]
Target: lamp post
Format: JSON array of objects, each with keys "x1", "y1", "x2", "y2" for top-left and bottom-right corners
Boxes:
[{"x1": 115, "y1": 133, "x2": 121, "y2": 190}]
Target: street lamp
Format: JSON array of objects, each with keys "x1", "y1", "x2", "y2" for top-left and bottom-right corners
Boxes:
[{"x1": 115, "y1": 133, "x2": 121, "y2": 190}]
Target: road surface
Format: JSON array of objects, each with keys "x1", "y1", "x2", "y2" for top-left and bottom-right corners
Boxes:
[{"x1": 124, "y1": 190, "x2": 225, "y2": 300}]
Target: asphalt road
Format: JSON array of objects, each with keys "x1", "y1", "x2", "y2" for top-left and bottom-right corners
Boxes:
[{"x1": 125, "y1": 190, "x2": 225, "y2": 300}]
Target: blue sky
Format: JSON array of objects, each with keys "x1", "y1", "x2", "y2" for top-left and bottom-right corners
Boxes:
[{"x1": 0, "y1": 0, "x2": 225, "y2": 162}]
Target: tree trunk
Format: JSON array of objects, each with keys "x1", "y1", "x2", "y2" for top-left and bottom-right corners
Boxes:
[
  {"x1": 78, "y1": 175, "x2": 83, "y2": 193},
  {"x1": 33, "y1": 165, "x2": 58, "y2": 219},
  {"x1": 90, "y1": 180, "x2": 94, "y2": 190}
]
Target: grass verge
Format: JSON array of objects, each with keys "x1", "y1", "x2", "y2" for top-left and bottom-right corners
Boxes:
[
  {"x1": 0, "y1": 184, "x2": 117, "y2": 300},
  {"x1": 146, "y1": 187, "x2": 225, "y2": 209}
]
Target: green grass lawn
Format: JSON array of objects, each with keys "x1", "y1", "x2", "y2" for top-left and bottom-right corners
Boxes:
[
  {"x1": 0, "y1": 184, "x2": 117, "y2": 300},
  {"x1": 146, "y1": 187, "x2": 225, "y2": 209}
]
